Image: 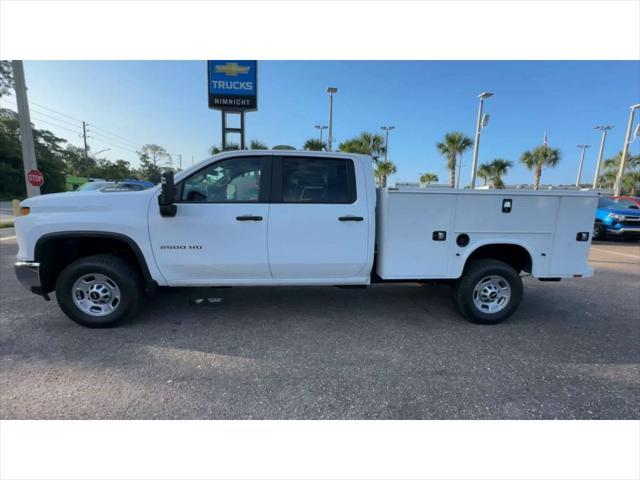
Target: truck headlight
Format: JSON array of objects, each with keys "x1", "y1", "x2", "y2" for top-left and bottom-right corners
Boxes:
[{"x1": 608, "y1": 212, "x2": 625, "y2": 222}]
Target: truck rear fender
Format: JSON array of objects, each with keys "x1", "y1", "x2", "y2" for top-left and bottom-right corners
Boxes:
[{"x1": 458, "y1": 242, "x2": 534, "y2": 278}]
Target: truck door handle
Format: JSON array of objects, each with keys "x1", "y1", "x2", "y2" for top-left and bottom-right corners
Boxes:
[
  {"x1": 339, "y1": 216, "x2": 364, "y2": 222},
  {"x1": 236, "y1": 215, "x2": 263, "y2": 221}
]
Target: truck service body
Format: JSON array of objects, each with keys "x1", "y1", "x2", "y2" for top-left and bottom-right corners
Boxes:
[{"x1": 14, "y1": 150, "x2": 597, "y2": 327}]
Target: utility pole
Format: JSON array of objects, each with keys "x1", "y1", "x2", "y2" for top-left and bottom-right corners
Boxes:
[
  {"x1": 179, "y1": 154, "x2": 182, "y2": 170},
  {"x1": 470, "y1": 91, "x2": 493, "y2": 189},
  {"x1": 613, "y1": 104, "x2": 640, "y2": 196},
  {"x1": 327, "y1": 87, "x2": 337, "y2": 151},
  {"x1": 381, "y1": 126, "x2": 395, "y2": 162},
  {"x1": 575, "y1": 144, "x2": 591, "y2": 187},
  {"x1": 82, "y1": 121, "x2": 90, "y2": 181},
  {"x1": 593, "y1": 125, "x2": 613, "y2": 188},
  {"x1": 12, "y1": 60, "x2": 40, "y2": 197}
]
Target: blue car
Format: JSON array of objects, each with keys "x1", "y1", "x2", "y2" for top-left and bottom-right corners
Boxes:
[{"x1": 593, "y1": 196, "x2": 640, "y2": 240}]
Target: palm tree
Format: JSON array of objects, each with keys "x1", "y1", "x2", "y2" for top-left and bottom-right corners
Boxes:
[
  {"x1": 210, "y1": 143, "x2": 239, "y2": 155},
  {"x1": 598, "y1": 151, "x2": 640, "y2": 192},
  {"x1": 303, "y1": 139, "x2": 326, "y2": 151},
  {"x1": 477, "y1": 163, "x2": 492, "y2": 186},
  {"x1": 436, "y1": 132, "x2": 473, "y2": 188},
  {"x1": 375, "y1": 160, "x2": 397, "y2": 188},
  {"x1": 420, "y1": 173, "x2": 438, "y2": 185},
  {"x1": 249, "y1": 140, "x2": 268, "y2": 150},
  {"x1": 520, "y1": 145, "x2": 561, "y2": 190},
  {"x1": 338, "y1": 132, "x2": 386, "y2": 160},
  {"x1": 623, "y1": 171, "x2": 640, "y2": 196},
  {"x1": 487, "y1": 159, "x2": 513, "y2": 189}
]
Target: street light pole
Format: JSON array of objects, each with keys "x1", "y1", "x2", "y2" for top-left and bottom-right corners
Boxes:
[
  {"x1": 575, "y1": 144, "x2": 591, "y2": 187},
  {"x1": 314, "y1": 125, "x2": 328, "y2": 143},
  {"x1": 327, "y1": 87, "x2": 337, "y2": 151},
  {"x1": 593, "y1": 125, "x2": 613, "y2": 188},
  {"x1": 470, "y1": 91, "x2": 493, "y2": 189},
  {"x1": 380, "y1": 126, "x2": 395, "y2": 162},
  {"x1": 613, "y1": 104, "x2": 640, "y2": 196}
]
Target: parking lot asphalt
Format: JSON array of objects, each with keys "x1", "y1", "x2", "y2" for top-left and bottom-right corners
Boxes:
[{"x1": 1, "y1": 234, "x2": 638, "y2": 419}]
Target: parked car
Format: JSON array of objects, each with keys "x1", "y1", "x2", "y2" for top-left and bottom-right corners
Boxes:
[
  {"x1": 593, "y1": 196, "x2": 640, "y2": 240},
  {"x1": 14, "y1": 150, "x2": 597, "y2": 328},
  {"x1": 609, "y1": 196, "x2": 640, "y2": 210},
  {"x1": 77, "y1": 181, "x2": 153, "y2": 192}
]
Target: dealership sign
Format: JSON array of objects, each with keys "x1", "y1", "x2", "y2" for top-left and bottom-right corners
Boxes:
[{"x1": 207, "y1": 60, "x2": 258, "y2": 111}]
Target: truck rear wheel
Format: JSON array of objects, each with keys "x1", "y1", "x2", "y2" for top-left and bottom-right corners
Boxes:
[
  {"x1": 454, "y1": 259, "x2": 523, "y2": 325},
  {"x1": 55, "y1": 254, "x2": 142, "y2": 328}
]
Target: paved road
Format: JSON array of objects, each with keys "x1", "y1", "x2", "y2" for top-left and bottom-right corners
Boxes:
[
  {"x1": 1, "y1": 236, "x2": 638, "y2": 419},
  {"x1": 0, "y1": 201, "x2": 16, "y2": 223}
]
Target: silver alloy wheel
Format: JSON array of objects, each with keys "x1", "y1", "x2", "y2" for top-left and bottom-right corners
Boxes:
[
  {"x1": 472, "y1": 275, "x2": 511, "y2": 314},
  {"x1": 72, "y1": 273, "x2": 121, "y2": 316}
]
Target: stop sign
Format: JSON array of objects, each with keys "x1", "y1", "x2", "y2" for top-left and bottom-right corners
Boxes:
[{"x1": 27, "y1": 169, "x2": 44, "y2": 187}]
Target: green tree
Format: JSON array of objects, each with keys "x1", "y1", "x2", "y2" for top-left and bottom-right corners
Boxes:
[
  {"x1": 436, "y1": 132, "x2": 473, "y2": 188},
  {"x1": 520, "y1": 145, "x2": 561, "y2": 190},
  {"x1": 137, "y1": 144, "x2": 172, "y2": 183},
  {"x1": 339, "y1": 132, "x2": 386, "y2": 160},
  {"x1": 0, "y1": 115, "x2": 67, "y2": 198},
  {"x1": 249, "y1": 140, "x2": 268, "y2": 150},
  {"x1": 209, "y1": 143, "x2": 240, "y2": 155},
  {"x1": 62, "y1": 144, "x2": 94, "y2": 177},
  {"x1": 374, "y1": 160, "x2": 397, "y2": 188},
  {"x1": 486, "y1": 159, "x2": 513, "y2": 189},
  {"x1": 272, "y1": 144, "x2": 296, "y2": 150},
  {"x1": 420, "y1": 173, "x2": 438, "y2": 185},
  {"x1": 477, "y1": 163, "x2": 492, "y2": 186},
  {"x1": 303, "y1": 139, "x2": 326, "y2": 151},
  {"x1": 92, "y1": 158, "x2": 135, "y2": 180},
  {"x1": 0, "y1": 61, "x2": 14, "y2": 98},
  {"x1": 598, "y1": 151, "x2": 640, "y2": 194}
]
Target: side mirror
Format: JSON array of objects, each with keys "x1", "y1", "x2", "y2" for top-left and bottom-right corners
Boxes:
[{"x1": 158, "y1": 171, "x2": 177, "y2": 217}]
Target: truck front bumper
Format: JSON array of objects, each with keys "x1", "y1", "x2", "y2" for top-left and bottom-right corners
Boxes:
[
  {"x1": 14, "y1": 261, "x2": 42, "y2": 294},
  {"x1": 606, "y1": 226, "x2": 640, "y2": 236}
]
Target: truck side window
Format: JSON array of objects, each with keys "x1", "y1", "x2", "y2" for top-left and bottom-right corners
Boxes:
[
  {"x1": 281, "y1": 157, "x2": 355, "y2": 204},
  {"x1": 180, "y1": 157, "x2": 262, "y2": 203}
]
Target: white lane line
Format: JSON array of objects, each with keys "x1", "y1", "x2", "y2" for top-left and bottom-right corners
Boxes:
[
  {"x1": 0, "y1": 236, "x2": 16, "y2": 242},
  {"x1": 591, "y1": 247, "x2": 640, "y2": 260}
]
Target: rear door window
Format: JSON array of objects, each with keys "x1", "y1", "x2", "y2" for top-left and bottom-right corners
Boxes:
[{"x1": 276, "y1": 157, "x2": 356, "y2": 204}]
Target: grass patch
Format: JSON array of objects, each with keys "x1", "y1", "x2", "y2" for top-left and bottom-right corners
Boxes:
[{"x1": 0, "y1": 220, "x2": 15, "y2": 229}]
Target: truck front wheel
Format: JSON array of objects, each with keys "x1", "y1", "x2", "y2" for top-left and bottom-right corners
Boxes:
[
  {"x1": 453, "y1": 259, "x2": 523, "y2": 325},
  {"x1": 55, "y1": 254, "x2": 142, "y2": 328}
]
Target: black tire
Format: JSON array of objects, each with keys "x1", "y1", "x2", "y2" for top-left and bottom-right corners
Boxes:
[
  {"x1": 592, "y1": 223, "x2": 606, "y2": 241},
  {"x1": 453, "y1": 259, "x2": 523, "y2": 325},
  {"x1": 55, "y1": 254, "x2": 142, "y2": 328}
]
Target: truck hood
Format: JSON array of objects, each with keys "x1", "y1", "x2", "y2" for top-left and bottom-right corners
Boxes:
[
  {"x1": 598, "y1": 206, "x2": 640, "y2": 216},
  {"x1": 21, "y1": 188, "x2": 159, "y2": 212}
]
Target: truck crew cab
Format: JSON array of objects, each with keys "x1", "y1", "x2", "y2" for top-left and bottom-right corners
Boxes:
[{"x1": 14, "y1": 150, "x2": 597, "y2": 328}]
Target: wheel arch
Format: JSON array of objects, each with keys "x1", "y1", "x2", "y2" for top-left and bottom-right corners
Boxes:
[
  {"x1": 34, "y1": 231, "x2": 156, "y2": 294},
  {"x1": 460, "y1": 241, "x2": 534, "y2": 277}
]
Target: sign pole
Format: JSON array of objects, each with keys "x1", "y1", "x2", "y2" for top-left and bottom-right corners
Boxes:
[
  {"x1": 12, "y1": 60, "x2": 41, "y2": 197},
  {"x1": 240, "y1": 111, "x2": 245, "y2": 149}
]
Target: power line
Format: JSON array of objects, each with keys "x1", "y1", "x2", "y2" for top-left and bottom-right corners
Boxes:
[
  {"x1": 86, "y1": 128, "x2": 141, "y2": 150},
  {"x1": 3, "y1": 93, "x2": 144, "y2": 150},
  {"x1": 28, "y1": 116, "x2": 83, "y2": 136},
  {"x1": 88, "y1": 132, "x2": 141, "y2": 152},
  {"x1": 87, "y1": 123, "x2": 144, "y2": 148}
]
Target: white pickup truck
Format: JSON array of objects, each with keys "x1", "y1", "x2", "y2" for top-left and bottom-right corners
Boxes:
[{"x1": 14, "y1": 150, "x2": 597, "y2": 328}]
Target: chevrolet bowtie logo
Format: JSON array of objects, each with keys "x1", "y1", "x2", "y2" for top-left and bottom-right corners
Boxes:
[{"x1": 214, "y1": 62, "x2": 250, "y2": 77}]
